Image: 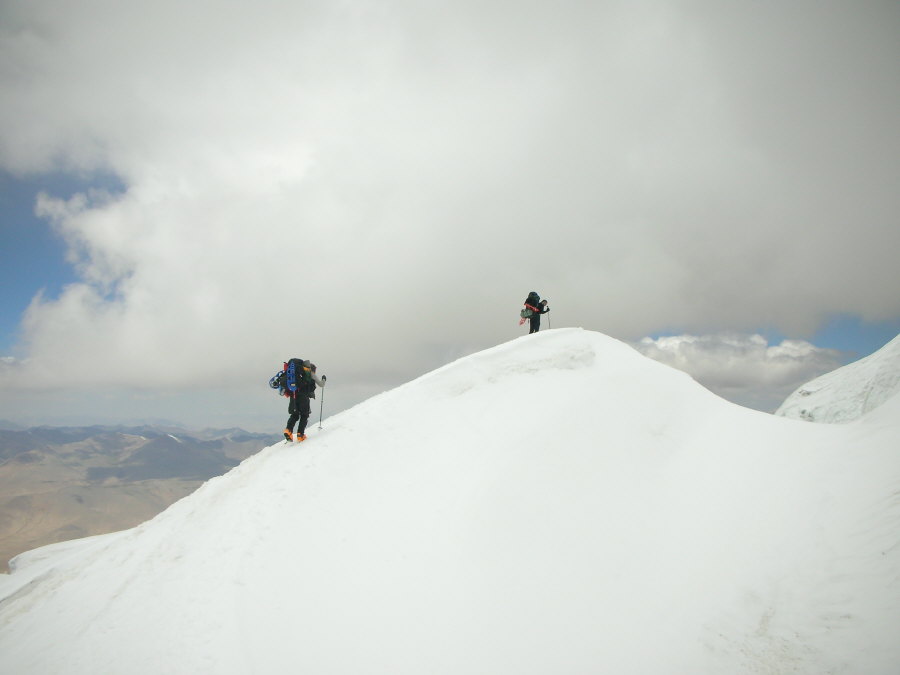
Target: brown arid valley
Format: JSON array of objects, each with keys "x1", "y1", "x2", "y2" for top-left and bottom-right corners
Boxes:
[{"x1": 0, "y1": 426, "x2": 272, "y2": 572}]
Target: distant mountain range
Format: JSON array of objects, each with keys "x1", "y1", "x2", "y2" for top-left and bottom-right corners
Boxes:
[{"x1": 0, "y1": 425, "x2": 274, "y2": 572}]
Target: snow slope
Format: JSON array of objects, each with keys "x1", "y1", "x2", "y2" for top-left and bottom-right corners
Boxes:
[
  {"x1": 1, "y1": 329, "x2": 898, "y2": 674},
  {"x1": 777, "y1": 333, "x2": 900, "y2": 423}
]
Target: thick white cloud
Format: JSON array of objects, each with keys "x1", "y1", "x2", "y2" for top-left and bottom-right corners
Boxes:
[
  {"x1": 634, "y1": 333, "x2": 844, "y2": 411},
  {"x1": 1, "y1": 1, "x2": 898, "y2": 426}
]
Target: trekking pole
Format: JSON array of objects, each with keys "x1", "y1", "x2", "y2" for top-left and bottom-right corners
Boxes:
[{"x1": 318, "y1": 376, "x2": 326, "y2": 429}]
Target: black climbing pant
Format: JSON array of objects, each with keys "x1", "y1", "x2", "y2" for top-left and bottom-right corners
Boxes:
[{"x1": 286, "y1": 394, "x2": 311, "y2": 436}]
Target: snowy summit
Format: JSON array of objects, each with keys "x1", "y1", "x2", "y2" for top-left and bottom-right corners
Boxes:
[
  {"x1": 777, "y1": 333, "x2": 900, "y2": 423},
  {"x1": 0, "y1": 329, "x2": 898, "y2": 674}
]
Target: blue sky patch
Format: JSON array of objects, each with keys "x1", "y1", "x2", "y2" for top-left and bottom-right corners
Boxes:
[{"x1": 0, "y1": 171, "x2": 125, "y2": 354}]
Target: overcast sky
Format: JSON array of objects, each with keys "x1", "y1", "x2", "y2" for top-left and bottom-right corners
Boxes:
[{"x1": 1, "y1": 0, "x2": 899, "y2": 430}]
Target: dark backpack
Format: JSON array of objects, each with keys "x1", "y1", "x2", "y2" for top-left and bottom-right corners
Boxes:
[
  {"x1": 287, "y1": 358, "x2": 316, "y2": 397},
  {"x1": 521, "y1": 291, "x2": 540, "y2": 318},
  {"x1": 269, "y1": 358, "x2": 312, "y2": 397}
]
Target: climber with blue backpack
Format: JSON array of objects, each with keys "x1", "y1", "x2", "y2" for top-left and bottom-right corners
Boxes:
[{"x1": 269, "y1": 358, "x2": 326, "y2": 442}]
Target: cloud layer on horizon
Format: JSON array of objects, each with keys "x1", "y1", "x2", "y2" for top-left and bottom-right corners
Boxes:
[
  {"x1": 633, "y1": 333, "x2": 845, "y2": 411},
  {"x1": 1, "y1": 1, "x2": 898, "y2": 423}
]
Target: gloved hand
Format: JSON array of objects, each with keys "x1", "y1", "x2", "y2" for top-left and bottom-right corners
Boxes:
[{"x1": 321, "y1": 375, "x2": 327, "y2": 383}]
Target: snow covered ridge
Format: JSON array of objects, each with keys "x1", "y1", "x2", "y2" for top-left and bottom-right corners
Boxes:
[
  {"x1": 776, "y1": 333, "x2": 900, "y2": 423},
  {"x1": 1, "y1": 328, "x2": 898, "y2": 674}
]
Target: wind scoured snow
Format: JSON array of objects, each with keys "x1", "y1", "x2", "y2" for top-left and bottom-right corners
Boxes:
[
  {"x1": 777, "y1": 333, "x2": 900, "y2": 423},
  {"x1": 1, "y1": 329, "x2": 898, "y2": 674}
]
